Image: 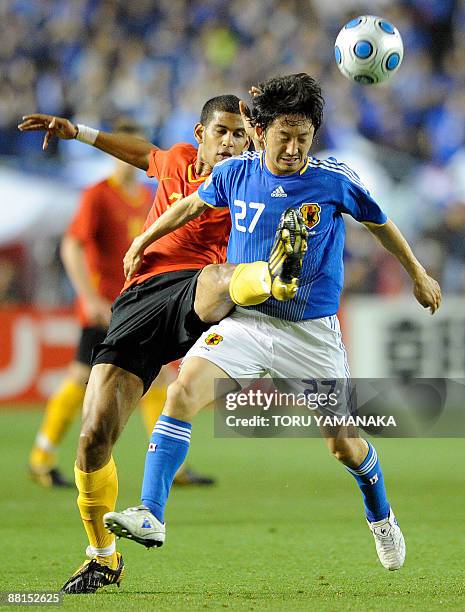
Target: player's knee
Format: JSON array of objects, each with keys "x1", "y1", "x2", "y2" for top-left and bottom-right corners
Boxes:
[
  {"x1": 327, "y1": 437, "x2": 366, "y2": 467},
  {"x1": 78, "y1": 408, "x2": 118, "y2": 471},
  {"x1": 327, "y1": 438, "x2": 353, "y2": 464},
  {"x1": 164, "y1": 379, "x2": 200, "y2": 421},
  {"x1": 195, "y1": 264, "x2": 235, "y2": 322},
  {"x1": 80, "y1": 398, "x2": 117, "y2": 447},
  {"x1": 199, "y1": 263, "x2": 235, "y2": 289}
]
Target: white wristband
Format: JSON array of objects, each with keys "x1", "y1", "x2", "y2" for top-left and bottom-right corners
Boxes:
[{"x1": 76, "y1": 124, "x2": 99, "y2": 145}]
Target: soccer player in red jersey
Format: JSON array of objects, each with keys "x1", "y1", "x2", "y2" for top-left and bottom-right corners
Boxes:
[
  {"x1": 28, "y1": 119, "x2": 213, "y2": 488},
  {"x1": 19, "y1": 96, "x2": 299, "y2": 593}
]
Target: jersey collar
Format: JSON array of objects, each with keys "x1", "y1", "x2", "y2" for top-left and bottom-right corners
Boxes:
[{"x1": 187, "y1": 163, "x2": 208, "y2": 184}]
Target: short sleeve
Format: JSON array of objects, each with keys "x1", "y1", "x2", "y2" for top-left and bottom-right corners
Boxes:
[
  {"x1": 197, "y1": 162, "x2": 229, "y2": 208},
  {"x1": 66, "y1": 187, "x2": 101, "y2": 243},
  {"x1": 338, "y1": 179, "x2": 388, "y2": 225},
  {"x1": 146, "y1": 147, "x2": 165, "y2": 180}
]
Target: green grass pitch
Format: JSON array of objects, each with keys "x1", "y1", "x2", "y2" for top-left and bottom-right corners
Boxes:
[{"x1": 0, "y1": 408, "x2": 463, "y2": 611}]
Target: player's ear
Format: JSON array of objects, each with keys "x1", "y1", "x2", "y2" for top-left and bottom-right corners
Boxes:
[
  {"x1": 255, "y1": 125, "x2": 265, "y2": 144},
  {"x1": 194, "y1": 122, "x2": 205, "y2": 144}
]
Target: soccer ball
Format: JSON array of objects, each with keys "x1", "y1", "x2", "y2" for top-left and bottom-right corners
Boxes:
[{"x1": 334, "y1": 15, "x2": 403, "y2": 85}]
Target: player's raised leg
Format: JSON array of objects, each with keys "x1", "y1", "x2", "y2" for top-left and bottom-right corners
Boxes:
[
  {"x1": 104, "y1": 357, "x2": 238, "y2": 547},
  {"x1": 194, "y1": 207, "x2": 309, "y2": 323},
  {"x1": 323, "y1": 433, "x2": 405, "y2": 570},
  {"x1": 61, "y1": 363, "x2": 143, "y2": 594}
]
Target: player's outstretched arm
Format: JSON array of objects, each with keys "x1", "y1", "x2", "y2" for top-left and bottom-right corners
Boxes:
[
  {"x1": 124, "y1": 192, "x2": 208, "y2": 280},
  {"x1": 18, "y1": 114, "x2": 153, "y2": 170},
  {"x1": 364, "y1": 219, "x2": 442, "y2": 314}
]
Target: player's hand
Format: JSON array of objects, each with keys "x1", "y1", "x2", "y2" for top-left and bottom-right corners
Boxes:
[
  {"x1": 18, "y1": 114, "x2": 78, "y2": 150},
  {"x1": 239, "y1": 87, "x2": 262, "y2": 134},
  {"x1": 124, "y1": 236, "x2": 145, "y2": 281},
  {"x1": 83, "y1": 295, "x2": 112, "y2": 327},
  {"x1": 240, "y1": 88, "x2": 264, "y2": 151},
  {"x1": 239, "y1": 101, "x2": 255, "y2": 140},
  {"x1": 413, "y1": 271, "x2": 442, "y2": 314}
]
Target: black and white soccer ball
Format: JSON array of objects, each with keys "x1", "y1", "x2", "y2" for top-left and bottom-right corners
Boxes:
[{"x1": 334, "y1": 15, "x2": 404, "y2": 85}]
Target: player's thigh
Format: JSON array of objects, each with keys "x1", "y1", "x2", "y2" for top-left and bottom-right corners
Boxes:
[
  {"x1": 165, "y1": 357, "x2": 238, "y2": 421},
  {"x1": 194, "y1": 263, "x2": 236, "y2": 323},
  {"x1": 181, "y1": 310, "x2": 271, "y2": 384},
  {"x1": 270, "y1": 315, "x2": 356, "y2": 434},
  {"x1": 272, "y1": 315, "x2": 349, "y2": 380},
  {"x1": 92, "y1": 272, "x2": 204, "y2": 396}
]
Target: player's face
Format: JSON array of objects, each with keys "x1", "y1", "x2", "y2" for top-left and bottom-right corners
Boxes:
[
  {"x1": 262, "y1": 116, "x2": 315, "y2": 175},
  {"x1": 195, "y1": 111, "x2": 249, "y2": 168}
]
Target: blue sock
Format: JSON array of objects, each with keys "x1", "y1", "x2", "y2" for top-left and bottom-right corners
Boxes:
[
  {"x1": 345, "y1": 441, "x2": 390, "y2": 522},
  {"x1": 141, "y1": 415, "x2": 192, "y2": 523}
]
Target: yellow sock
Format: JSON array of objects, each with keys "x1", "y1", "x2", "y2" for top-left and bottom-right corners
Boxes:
[
  {"x1": 75, "y1": 457, "x2": 118, "y2": 569},
  {"x1": 29, "y1": 379, "x2": 85, "y2": 472},
  {"x1": 229, "y1": 261, "x2": 271, "y2": 306},
  {"x1": 140, "y1": 386, "x2": 166, "y2": 436}
]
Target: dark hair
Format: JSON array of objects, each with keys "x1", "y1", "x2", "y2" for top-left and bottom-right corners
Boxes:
[
  {"x1": 200, "y1": 95, "x2": 241, "y2": 125},
  {"x1": 250, "y1": 73, "x2": 324, "y2": 133}
]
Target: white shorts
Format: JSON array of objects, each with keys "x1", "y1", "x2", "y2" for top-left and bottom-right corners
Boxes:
[{"x1": 182, "y1": 307, "x2": 350, "y2": 385}]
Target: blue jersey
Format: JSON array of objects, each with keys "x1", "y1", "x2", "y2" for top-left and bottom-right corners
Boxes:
[{"x1": 198, "y1": 151, "x2": 387, "y2": 321}]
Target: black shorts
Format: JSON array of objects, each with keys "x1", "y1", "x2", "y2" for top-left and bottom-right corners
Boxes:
[
  {"x1": 92, "y1": 269, "x2": 210, "y2": 394},
  {"x1": 75, "y1": 326, "x2": 108, "y2": 366}
]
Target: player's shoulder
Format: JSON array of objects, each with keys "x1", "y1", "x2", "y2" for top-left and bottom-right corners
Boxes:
[
  {"x1": 82, "y1": 178, "x2": 111, "y2": 198},
  {"x1": 214, "y1": 150, "x2": 262, "y2": 174},
  {"x1": 164, "y1": 142, "x2": 198, "y2": 161},
  {"x1": 167, "y1": 142, "x2": 198, "y2": 156},
  {"x1": 307, "y1": 155, "x2": 368, "y2": 192}
]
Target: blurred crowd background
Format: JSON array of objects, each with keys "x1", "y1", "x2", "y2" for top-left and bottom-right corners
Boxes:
[{"x1": 1, "y1": 0, "x2": 464, "y2": 306}]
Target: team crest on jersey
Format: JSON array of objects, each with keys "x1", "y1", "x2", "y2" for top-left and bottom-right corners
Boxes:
[
  {"x1": 300, "y1": 203, "x2": 321, "y2": 229},
  {"x1": 205, "y1": 333, "x2": 223, "y2": 346}
]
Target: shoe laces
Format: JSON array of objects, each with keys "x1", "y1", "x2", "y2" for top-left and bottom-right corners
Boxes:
[{"x1": 375, "y1": 524, "x2": 400, "y2": 558}]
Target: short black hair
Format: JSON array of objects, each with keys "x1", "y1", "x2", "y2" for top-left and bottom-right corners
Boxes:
[
  {"x1": 250, "y1": 73, "x2": 324, "y2": 133},
  {"x1": 200, "y1": 95, "x2": 241, "y2": 126}
]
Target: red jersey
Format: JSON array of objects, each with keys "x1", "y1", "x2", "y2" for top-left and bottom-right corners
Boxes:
[
  {"x1": 124, "y1": 143, "x2": 231, "y2": 289},
  {"x1": 67, "y1": 177, "x2": 152, "y2": 326}
]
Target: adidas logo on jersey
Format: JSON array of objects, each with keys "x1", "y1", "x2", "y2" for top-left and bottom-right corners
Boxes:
[{"x1": 271, "y1": 185, "x2": 287, "y2": 197}]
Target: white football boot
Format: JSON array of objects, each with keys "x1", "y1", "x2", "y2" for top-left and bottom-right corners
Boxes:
[
  {"x1": 368, "y1": 508, "x2": 406, "y2": 570},
  {"x1": 104, "y1": 506, "x2": 165, "y2": 548}
]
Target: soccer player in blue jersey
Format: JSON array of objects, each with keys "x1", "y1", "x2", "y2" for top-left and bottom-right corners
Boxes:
[{"x1": 106, "y1": 74, "x2": 441, "y2": 572}]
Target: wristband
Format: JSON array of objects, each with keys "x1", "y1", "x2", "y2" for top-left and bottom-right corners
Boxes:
[{"x1": 75, "y1": 124, "x2": 99, "y2": 145}]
